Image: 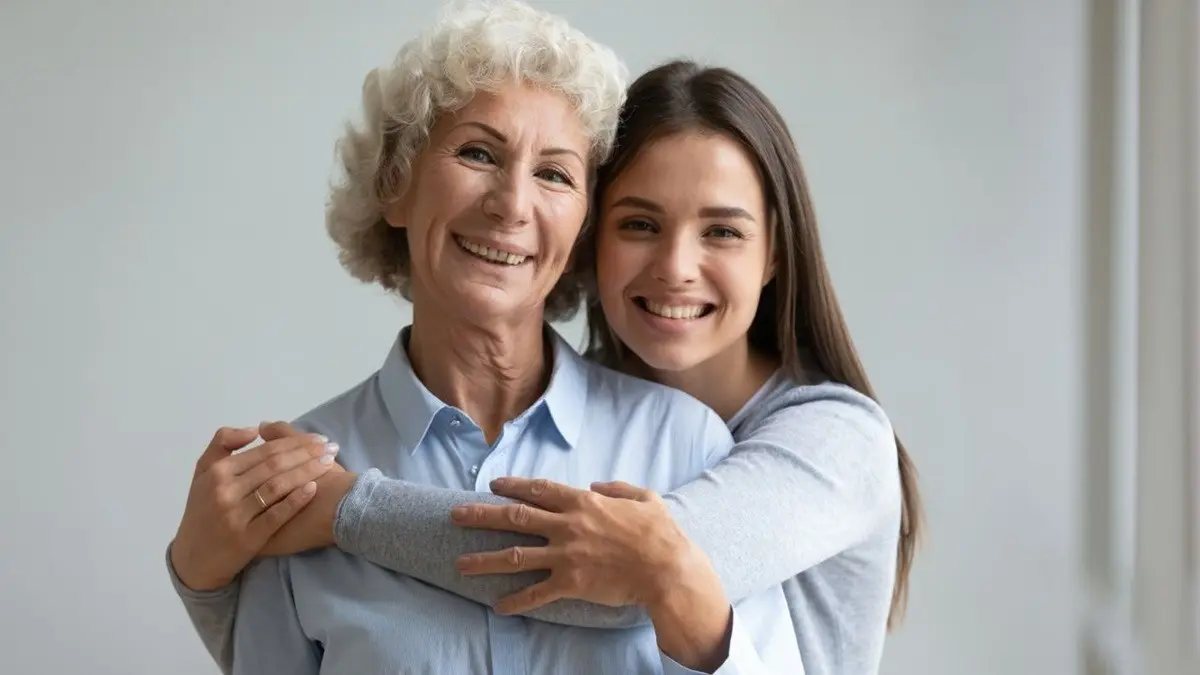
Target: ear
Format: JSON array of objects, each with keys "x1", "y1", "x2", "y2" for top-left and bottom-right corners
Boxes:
[
  {"x1": 382, "y1": 194, "x2": 408, "y2": 230},
  {"x1": 762, "y1": 258, "x2": 777, "y2": 287}
]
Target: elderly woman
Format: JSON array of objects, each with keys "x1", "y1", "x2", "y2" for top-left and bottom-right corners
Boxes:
[{"x1": 167, "y1": 1, "x2": 773, "y2": 673}]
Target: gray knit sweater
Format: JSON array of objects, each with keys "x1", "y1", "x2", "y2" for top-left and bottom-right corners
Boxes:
[{"x1": 168, "y1": 373, "x2": 902, "y2": 674}]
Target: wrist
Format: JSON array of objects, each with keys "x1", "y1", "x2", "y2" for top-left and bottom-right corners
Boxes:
[
  {"x1": 644, "y1": 544, "x2": 732, "y2": 672},
  {"x1": 169, "y1": 539, "x2": 231, "y2": 592},
  {"x1": 316, "y1": 471, "x2": 357, "y2": 547}
]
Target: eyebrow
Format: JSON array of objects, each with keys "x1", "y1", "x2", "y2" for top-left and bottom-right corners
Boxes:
[
  {"x1": 457, "y1": 121, "x2": 584, "y2": 165},
  {"x1": 609, "y1": 195, "x2": 757, "y2": 221}
]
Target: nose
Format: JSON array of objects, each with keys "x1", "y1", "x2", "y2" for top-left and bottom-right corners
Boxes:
[
  {"x1": 651, "y1": 234, "x2": 700, "y2": 286},
  {"x1": 482, "y1": 170, "x2": 533, "y2": 229}
]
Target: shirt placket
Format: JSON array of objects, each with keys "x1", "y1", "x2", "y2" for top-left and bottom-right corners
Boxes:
[{"x1": 451, "y1": 414, "x2": 528, "y2": 674}]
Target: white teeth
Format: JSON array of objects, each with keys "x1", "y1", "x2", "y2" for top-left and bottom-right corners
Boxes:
[
  {"x1": 643, "y1": 300, "x2": 707, "y2": 320},
  {"x1": 455, "y1": 236, "x2": 528, "y2": 265}
]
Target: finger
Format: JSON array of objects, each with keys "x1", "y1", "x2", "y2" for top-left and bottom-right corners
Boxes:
[
  {"x1": 245, "y1": 481, "x2": 318, "y2": 545},
  {"x1": 488, "y1": 477, "x2": 583, "y2": 512},
  {"x1": 494, "y1": 579, "x2": 569, "y2": 616},
  {"x1": 450, "y1": 502, "x2": 562, "y2": 535},
  {"x1": 223, "y1": 433, "x2": 330, "y2": 475},
  {"x1": 259, "y1": 420, "x2": 305, "y2": 442},
  {"x1": 589, "y1": 480, "x2": 653, "y2": 502},
  {"x1": 197, "y1": 426, "x2": 259, "y2": 473},
  {"x1": 455, "y1": 545, "x2": 553, "y2": 576},
  {"x1": 235, "y1": 440, "x2": 338, "y2": 501}
]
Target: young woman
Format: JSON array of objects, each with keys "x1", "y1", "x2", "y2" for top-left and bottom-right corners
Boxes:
[{"x1": 171, "y1": 58, "x2": 921, "y2": 675}]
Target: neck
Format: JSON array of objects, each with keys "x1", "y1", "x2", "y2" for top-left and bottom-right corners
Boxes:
[
  {"x1": 407, "y1": 306, "x2": 550, "y2": 444},
  {"x1": 638, "y1": 340, "x2": 779, "y2": 422}
]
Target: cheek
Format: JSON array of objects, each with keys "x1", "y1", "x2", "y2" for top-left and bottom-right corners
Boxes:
[
  {"x1": 715, "y1": 257, "x2": 768, "y2": 319},
  {"x1": 594, "y1": 235, "x2": 639, "y2": 298}
]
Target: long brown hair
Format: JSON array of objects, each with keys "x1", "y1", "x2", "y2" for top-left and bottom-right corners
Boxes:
[{"x1": 580, "y1": 60, "x2": 922, "y2": 627}]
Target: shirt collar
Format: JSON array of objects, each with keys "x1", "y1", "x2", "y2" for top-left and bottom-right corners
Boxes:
[{"x1": 377, "y1": 325, "x2": 588, "y2": 454}]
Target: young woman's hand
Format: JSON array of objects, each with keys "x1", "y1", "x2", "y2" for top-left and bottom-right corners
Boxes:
[
  {"x1": 252, "y1": 422, "x2": 357, "y2": 556},
  {"x1": 169, "y1": 425, "x2": 339, "y2": 590},
  {"x1": 452, "y1": 477, "x2": 734, "y2": 669},
  {"x1": 449, "y1": 477, "x2": 710, "y2": 612}
]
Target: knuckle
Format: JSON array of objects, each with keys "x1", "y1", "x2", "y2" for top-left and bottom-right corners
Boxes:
[
  {"x1": 578, "y1": 491, "x2": 601, "y2": 508},
  {"x1": 213, "y1": 485, "x2": 238, "y2": 509},
  {"x1": 260, "y1": 477, "x2": 285, "y2": 502},
  {"x1": 530, "y1": 479, "x2": 551, "y2": 496},
  {"x1": 265, "y1": 455, "x2": 289, "y2": 474},
  {"x1": 507, "y1": 547, "x2": 526, "y2": 570},
  {"x1": 509, "y1": 504, "x2": 532, "y2": 527},
  {"x1": 208, "y1": 460, "x2": 233, "y2": 481}
]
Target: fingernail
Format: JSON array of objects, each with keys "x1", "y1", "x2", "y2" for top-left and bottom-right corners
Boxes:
[
  {"x1": 451, "y1": 506, "x2": 467, "y2": 520},
  {"x1": 454, "y1": 555, "x2": 471, "y2": 571},
  {"x1": 302, "y1": 481, "x2": 317, "y2": 494},
  {"x1": 319, "y1": 453, "x2": 336, "y2": 465},
  {"x1": 324, "y1": 442, "x2": 339, "y2": 454},
  {"x1": 490, "y1": 478, "x2": 508, "y2": 490}
]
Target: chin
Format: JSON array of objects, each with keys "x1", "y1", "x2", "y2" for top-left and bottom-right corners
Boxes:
[
  {"x1": 631, "y1": 345, "x2": 705, "y2": 375},
  {"x1": 451, "y1": 285, "x2": 540, "y2": 325}
]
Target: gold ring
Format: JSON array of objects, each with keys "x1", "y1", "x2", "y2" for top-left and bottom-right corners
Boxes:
[{"x1": 253, "y1": 489, "x2": 268, "y2": 509}]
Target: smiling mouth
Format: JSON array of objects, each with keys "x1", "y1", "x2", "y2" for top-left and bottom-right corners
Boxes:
[
  {"x1": 634, "y1": 297, "x2": 716, "y2": 320},
  {"x1": 454, "y1": 235, "x2": 530, "y2": 266}
]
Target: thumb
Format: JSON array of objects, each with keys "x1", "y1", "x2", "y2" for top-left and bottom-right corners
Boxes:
[
  {"x1": 197, "y1": 426, "x2": 258, "y2": 473},
  {"x1": 590, "y1": 480, "x2": 652, "y2": 502},
  {"x1": 259, "y1": 420, "x2": 304, "y2": 442}
]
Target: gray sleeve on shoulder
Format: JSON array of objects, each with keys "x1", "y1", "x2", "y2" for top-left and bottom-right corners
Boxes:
[
  {"x1": 331, "y1": 383, "x2": 898, "y2": 629},
  {"x1": 662, "y1": 383, "x2": 902, "y2": 601},
  {"x1": 335, "y1": 469, "x2": 649, "y2": 628},
  {"x1": 165, "y1": 543, "x2": 238, "y2": 675}
]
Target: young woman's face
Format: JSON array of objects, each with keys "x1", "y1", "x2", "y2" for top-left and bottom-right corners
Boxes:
[{"x1": 595, "y1": 130, "x2": 774, "y2": 373}]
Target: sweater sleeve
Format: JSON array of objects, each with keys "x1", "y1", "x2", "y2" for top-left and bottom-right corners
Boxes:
[
  {"x1": 335, "y1": 382, "x2": 902, "y2": 629},
  {"x1": 166, "y1": 543, "x2": 238, "y2": 675}
]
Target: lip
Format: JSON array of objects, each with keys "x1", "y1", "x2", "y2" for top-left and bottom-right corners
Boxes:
[
  {"x1": 629, "y1": 295, "x2": 715, "y2": 335},
  {"x1": 633, "y1": 294, "x2": 714, "y2": 308},
  {"x1": 452, "y1": 233, "x2": 536, "y2": 259}
]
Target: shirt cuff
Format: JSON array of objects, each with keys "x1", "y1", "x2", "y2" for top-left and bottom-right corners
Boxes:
[
  {"x1": 164, "y1": 541, "x2": 241, "y2": 602},
  {"x1": 331, "y1": 468, "x2": 383, "y2": 554},
  {"x1": 659, "y1": 606, "x2": 761, "y2": 675}
]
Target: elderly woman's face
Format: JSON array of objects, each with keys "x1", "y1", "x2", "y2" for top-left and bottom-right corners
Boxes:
[{"x1": 387, "y1": 83, "x2": 591, "y2": 326}]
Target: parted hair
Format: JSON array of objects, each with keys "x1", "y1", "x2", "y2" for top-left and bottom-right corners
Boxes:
[{"x1": 324, "y1": 0, "x2": 628, "y2": 319}]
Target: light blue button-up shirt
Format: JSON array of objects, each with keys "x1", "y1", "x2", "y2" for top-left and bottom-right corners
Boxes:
[{"x1": 230, "y1": 326, "x2": 799, "y2": 674}]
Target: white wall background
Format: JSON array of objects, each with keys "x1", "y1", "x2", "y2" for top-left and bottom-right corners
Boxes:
[{"x1": 0, "y1": 1, "x2": 1088, "y2": 674}]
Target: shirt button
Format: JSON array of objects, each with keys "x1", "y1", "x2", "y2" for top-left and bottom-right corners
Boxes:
[
  {"x1": 449, "y1": 416, "x2": 461, "y2": 428},
  {"x1": 469, "y1": 464, "x2": 479, "y2": 476}
]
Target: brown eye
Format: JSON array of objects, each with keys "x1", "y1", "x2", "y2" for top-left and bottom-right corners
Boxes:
[
  {"x1": 707, "y1": 225, "x2": 743, "y2": 240},
  {"x1": 619, "y1": 219, "x2": 656, "y2": 233},
  {"x1": 458, "y1": 146, "x2": 495, "y2": 164},
  {"x1": 536, "y1": 167, "x2": 573, "y2": 186}
]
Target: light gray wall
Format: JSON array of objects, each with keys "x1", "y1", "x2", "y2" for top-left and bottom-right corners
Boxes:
[{"x1": 0, "y1": 1, "x2": 1086, "y2": 674}]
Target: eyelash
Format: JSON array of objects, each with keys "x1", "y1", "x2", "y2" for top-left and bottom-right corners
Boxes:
[
  {"x1": 456, "y1": 146, "x2": 575, "y2": 187},
  {"x1": 618, "y1": 219, "x2": 746, "y2": 241}
]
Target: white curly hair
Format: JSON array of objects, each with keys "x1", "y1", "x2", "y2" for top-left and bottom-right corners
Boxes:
[{"x1": 326, "y1": 0, "x2": 628, "y2": 319}]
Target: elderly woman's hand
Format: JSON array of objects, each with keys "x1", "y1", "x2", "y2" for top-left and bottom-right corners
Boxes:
[
  {"x1": 169, "y1": 426, "x2": 339, "y2": 590},
  {"x1": 449, "y1": 477, "x2": 721, "y2": 614}
]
